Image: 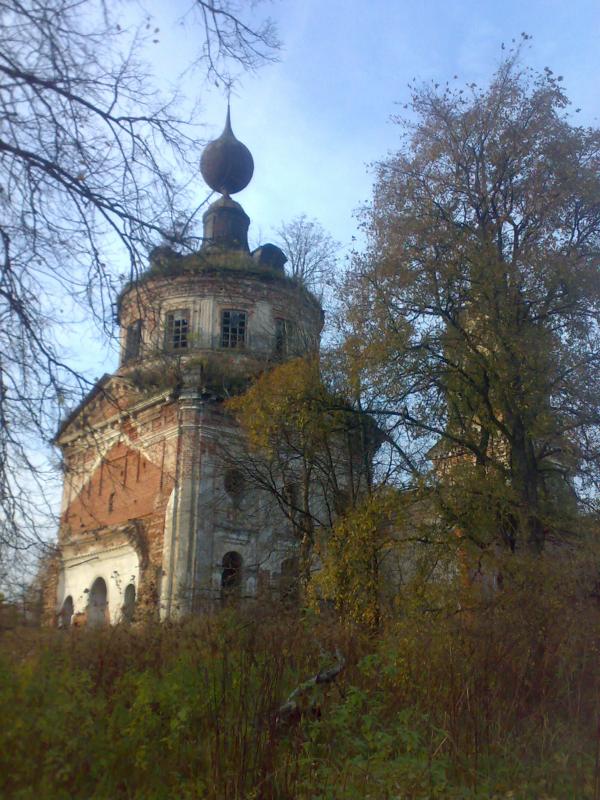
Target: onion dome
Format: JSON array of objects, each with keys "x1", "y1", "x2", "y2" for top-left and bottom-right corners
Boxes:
[{"x1": 200, "y1": 106, "x2": 254, "y2": 196}]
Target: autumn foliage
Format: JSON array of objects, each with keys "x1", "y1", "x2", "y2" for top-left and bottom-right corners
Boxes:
[{"x1": 2, "y1": 564, "x2": 600, "y2": 799}]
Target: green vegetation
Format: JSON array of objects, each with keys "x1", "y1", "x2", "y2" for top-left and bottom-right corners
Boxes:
[
  {"x1": 4, "y1": 44, "x2": 600, "y2": 800},
  {"x1": 2, "y1": 558, "x2": 600, "y2": 799},
  {"x1": 125, "y1": 352, "x2": 264, "y2": 401},
  {"x1": 135, "y1": 247, "x2": 313, "y2": 296},
  {"x1": 340, "y1": 45, "x2": 600, "y2": 554},
  {"x1": 147, "y1": 248, "x2": 269, "y2": 279}
]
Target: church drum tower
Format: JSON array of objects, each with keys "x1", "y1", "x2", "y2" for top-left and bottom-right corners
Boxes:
[{"x1": 46, "y1": 111, "x2": 324, "y2": 625}]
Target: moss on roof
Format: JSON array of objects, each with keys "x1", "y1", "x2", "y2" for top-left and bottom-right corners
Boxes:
[{"x1": 117, "y1": 247, "x2": 322, "y2": 317}]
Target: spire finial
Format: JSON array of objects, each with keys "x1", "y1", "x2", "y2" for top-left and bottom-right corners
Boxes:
[{"x1": 225, "y1": 84, "x2": 233, "y2": 134}]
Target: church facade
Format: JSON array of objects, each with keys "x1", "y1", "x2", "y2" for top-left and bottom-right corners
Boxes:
[{"x1": 45, "y1": 111, "x2": 324, "y2": 626}]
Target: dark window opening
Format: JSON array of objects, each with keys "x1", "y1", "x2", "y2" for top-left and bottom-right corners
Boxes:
[
  {"x1": 88, "y1": 577, "x2": 108, "y2": 627},
  {"x1": 221, "y1": 310, "x2": 246, "y2": 349},
  {"x1": 108, "y1": 492, "x2": 115, "y2": 513},
  {"x1": 58, "y1": 595, "x2": 74, "y2": 628},
  {"x1": 122, "y1": 583, "x2": 136, "y2": 623},
  {"x1": 224, "y1": 468, "x2": 245, "y2": 508},
  {"x1": 276, "y1": 318, "x2": 298, "y2": 356},
  {"x1": 283, "y1": 481, "x2": 299, "y2": 511},
  {"x1": 221, "y1": 551, "x2": 243, "y2": 601},
  {"x1": 124, "y1": 320, "x2": 142, "y2": 362},
  {"x1": 275, "y1": 318, "x2": 287, "y2": 356},
  {"x1": 166, "y1": 309, "x2": 190, "y2": 350}
]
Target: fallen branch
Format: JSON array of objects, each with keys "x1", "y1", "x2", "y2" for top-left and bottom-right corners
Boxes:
[{"x1": 276, "y1": 647, "x2": 345, "y2": 726}]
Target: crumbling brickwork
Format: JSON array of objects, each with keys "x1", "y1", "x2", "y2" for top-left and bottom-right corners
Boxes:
[{"x1": 44, "y1": 114, "x2": 324, "y2": 626}]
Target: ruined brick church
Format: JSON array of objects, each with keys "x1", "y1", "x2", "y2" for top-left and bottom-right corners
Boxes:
[{"x1": 46, "y1": 110, "x2": 324, "y2": 626}]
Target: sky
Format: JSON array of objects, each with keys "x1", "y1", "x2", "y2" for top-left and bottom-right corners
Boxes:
[
  {"x1": 10, "y1": 0, "x2": 600, "y2": 561},
  {"x1": 67, "y1": 0, "x2": 600, "y2": 373},
  {"x1": 188, "y1": 0, "x2": 600, "y2": 251}
]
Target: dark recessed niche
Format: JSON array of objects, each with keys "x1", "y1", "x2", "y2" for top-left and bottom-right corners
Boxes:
[{"x1": 224, "y1": 468, "x2": 245, "y2": 502}]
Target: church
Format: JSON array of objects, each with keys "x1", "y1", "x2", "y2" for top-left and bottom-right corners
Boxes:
[{"x1": 45, "y1": 110, "x2": 324, "y2": 625}]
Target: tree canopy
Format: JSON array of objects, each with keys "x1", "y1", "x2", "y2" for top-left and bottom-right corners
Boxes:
[
  {"x1": 343, "y1": 48, "x2": 600, "y2": 551},
  {"x1": 275, "y1": 214, "x2": 338, "y2": 302},
  {"x1": 226, "y1": 356, "x2": 375, "y2": 586}
]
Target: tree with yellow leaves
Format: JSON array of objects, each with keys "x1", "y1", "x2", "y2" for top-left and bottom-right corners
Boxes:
[
  {"x1": 342, "y1": 45, "x2": 600, "y2": 553},
  {"x1": 226, "y1": 355, "x2": 378, "y2": 591}
]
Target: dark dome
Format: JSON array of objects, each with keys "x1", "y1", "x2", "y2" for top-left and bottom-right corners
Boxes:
[{"x1": 200, "y1": 107, "x2": 254, "y2": 195}]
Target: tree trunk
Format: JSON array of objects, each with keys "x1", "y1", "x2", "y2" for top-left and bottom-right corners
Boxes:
[{"x1": 510, "y1": 420, "x2": 544, "y2": 552}]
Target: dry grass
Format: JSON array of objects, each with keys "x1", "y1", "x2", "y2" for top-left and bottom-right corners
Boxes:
[{"x1": 1, "y1": 568, "x2": 599, "y2": 799}]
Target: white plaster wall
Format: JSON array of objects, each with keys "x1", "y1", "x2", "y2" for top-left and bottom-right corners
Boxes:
[
  {"x1": 159, "y1": 488, "x2": 176, "y2": 620},
  {"x1": 199, "y1": 296, "x2": 212, "y2": 341},
  {"x1": 209, "y1": 489, "x2": 299, "y2": 600},
  {"x1": 155, "y1": 290, "x2": 298, "y2": 354},
  {"x1": 197, "y1": 421, "x2": 301, "y2": 603},
  {"x1": 252, "y1": 300, "x2": 273, "y2": 339},
  {"x1": 157, "y1": 292, "x2": 275, "y2": 351},
  {"x1": 119, "y1": 265, "x2": 323, "y2": 368},
  {"x1": 59, "y1": 542, "x2": 140, "y2": 624}
]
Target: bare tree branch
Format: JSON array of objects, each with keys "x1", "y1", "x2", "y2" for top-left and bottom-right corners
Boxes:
[{"x1": 0, "y1": 0, "x2": 279, "y2": 589}]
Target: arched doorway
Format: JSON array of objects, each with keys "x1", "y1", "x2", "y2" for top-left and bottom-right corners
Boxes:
[
  {"x1": 58, "y1": 595, "x2": 73, "y2": 628},
  {"x1": 88, "y1": 577, "x2": 108, "y2": 627},
  {"x1": 122, "y1": 583, "x2": 136, "y2": 623},
  {"x1": 221, "y1": 552, "x2": 243, "y2": 602}
]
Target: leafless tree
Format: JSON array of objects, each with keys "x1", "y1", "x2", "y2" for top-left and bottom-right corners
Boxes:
[
  {"x1": 189, "y1": 0, "x2": 279, "y2": 80},
  {"x1": 0, "y1": 0, "x2": 279, "y2": 588},
  {"x1": 276, "y1": 215, "x2": 338, "y2": 302}
]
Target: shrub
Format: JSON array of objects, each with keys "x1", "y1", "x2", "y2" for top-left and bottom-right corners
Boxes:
[{"x1": 2, "y1": 564, "x2": 599, "y2": 798}]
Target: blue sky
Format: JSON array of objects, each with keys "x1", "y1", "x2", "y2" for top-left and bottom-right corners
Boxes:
[
  {"x1": 23, "y1": 0, "x2": 599, "y2": 546},
  {"x1": 69, "y1": 0, "x2": 600, "y2": 374},
  {"x1": 193, "y1": 0, "x2": 600, "y2": 249}
]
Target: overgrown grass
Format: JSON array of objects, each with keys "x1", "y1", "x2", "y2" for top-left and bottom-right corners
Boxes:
[{"x1": 2, "y1": 571, "x2": 599, "y2": 799}]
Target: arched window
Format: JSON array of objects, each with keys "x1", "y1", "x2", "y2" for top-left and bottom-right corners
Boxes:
[
  {"x1": 58, "y1": 595, "x2": 73, "y2": 628},
  {"x1": 122, "y1": 583, "x2": 136, "y2": 623},
  {"x1": 88, "y1": 577, "x2": 108, "y2": 627},
  {"x1": 221, "y1": 552, "x2": 243, "y2": 602},
  {"x1": 275, "y1": 318, "x2": 288, "y2": 356},
  {"x1": 224, "y1": 468, "x2": 244, "y2": 509}
]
